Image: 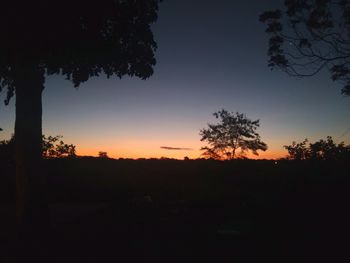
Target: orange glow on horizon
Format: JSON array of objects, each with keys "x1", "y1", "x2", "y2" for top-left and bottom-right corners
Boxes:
[
  {"x1": 76, "y1": 144, "x2": 286, "y2": 160},
  {"x1": 71, "y1": 135, "x2": 288, "y2": 160}
]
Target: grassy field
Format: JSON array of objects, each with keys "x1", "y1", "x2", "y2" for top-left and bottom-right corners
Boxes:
[{"x1": 1, "y1": 158, "x2": 349, "y2": 262}]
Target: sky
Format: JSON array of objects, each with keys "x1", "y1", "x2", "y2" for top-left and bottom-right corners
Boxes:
[{"x1": 1, "y1": 0, "x2": 350, "y2": 159}]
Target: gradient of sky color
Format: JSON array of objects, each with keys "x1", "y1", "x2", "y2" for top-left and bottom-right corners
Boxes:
[{"x1": 1, "y1": 0, "x2": 349, "y2": 159}]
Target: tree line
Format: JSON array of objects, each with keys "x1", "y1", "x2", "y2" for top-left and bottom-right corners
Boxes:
[
  {"x1": 199, "y1": 109, "x2": 350, "y2": 161},
  {"x1": 0, "y1": 135, "x2": 76, "y2": 160},
  {"x1": 0, "y1": 135, "x2": 113, "y2": 160},
  {"x1": 2, "y1": 111, "x2": 349, "y2": 162},
  {"x1": 283, "y1": 136, "x2": 350, "y2": 161}
]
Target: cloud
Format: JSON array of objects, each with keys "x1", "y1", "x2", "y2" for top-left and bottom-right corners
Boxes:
[{"x1": 160, "y1": 146, "x2": 193, "y2": 151}]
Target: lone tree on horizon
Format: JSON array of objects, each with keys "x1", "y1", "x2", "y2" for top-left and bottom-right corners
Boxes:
[
  {"x1": 260, "y1": 0, "x2": 350, "y2": 95},
  {"x1": 200, "y1": 110, "x2": 268, "y2": 160},
  {"x1": 0, "y1": 0, "x2": 161, "y2": 232},
  {"x1": 98, "y1": 151, "x2": 109, "y2": 159}
]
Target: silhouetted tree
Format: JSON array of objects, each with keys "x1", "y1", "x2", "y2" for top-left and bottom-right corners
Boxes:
[
  {"x1": 284, "y1": 136, "x2": 350, "y2": 160},
  {"x1": 0, "y1": 135, "x2": 76, "y2": 160},
  {"x1": 0, "y1": 1, "x2": 160, "y2": 230},
  {"x1": 200, "y1": 110, "x2": 268, "y2": 160},
  {"x1": 309, "y1": 136, "x2": 350, "y2": 160},
  {"x1": 98, "y1": 151, "x2": 109, "y2": 159},
  {"x1": 283, "y1": 139, "x2": 310, "y2": 160},
  {"x1": 260, "y1": 0, "x2": 350, "y2": 95},
  {"x1": 42, "y1": 135, "x2": 76, "y2": 158}
]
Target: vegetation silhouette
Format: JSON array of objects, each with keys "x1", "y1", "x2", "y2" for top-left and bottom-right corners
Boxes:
[
  {"x1": 0, "y1": 1, "x2": 349, "y2": 262},
  {"x1": 260, "y1": 0, "x2": 350, "y2": 95},
  {"x1": 0, "y1": 135, "x2": 76, "y2": 160},
  {"x1": 42, "y1": 135, "x2": 76, "y2": 159},
  {"x1": 98, "y1": 151, "x2": 109, "y2": 159},
  {"x1": 284, "y1": 138, "x2": 310, "y2": 160},
  {"x1": 0, "y1": 0, "x2": 161, "y2": 234},
  {"x1": 284, "y1": 136, "x2": 350, "y2": 160},
  {"x1": 200, "y1": 110, "x2": 267, "y2": 160}
]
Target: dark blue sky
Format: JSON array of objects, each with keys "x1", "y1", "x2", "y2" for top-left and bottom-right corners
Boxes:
[{"x1": 1, "y1": 0, "x2": 349, "y2": 159}]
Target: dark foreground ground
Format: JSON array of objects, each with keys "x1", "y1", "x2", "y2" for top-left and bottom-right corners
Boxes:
[{"x1": 0, "y1": 158, "x2": 349, "y2": 262}]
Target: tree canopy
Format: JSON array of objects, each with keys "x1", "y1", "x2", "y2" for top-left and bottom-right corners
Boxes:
[
  {"x1": 200, "y1": 110, "x2": 268, "y2": 160},
  {"x1": 283, "y1": 138, "x2": 310, "y2": 160},
  {"x1": 0, "y1": 0, "x2": 160, "y2": 104},
  {"x1": 42, "y1": 135, "x2": 76, "y2": 158},
  {"x1": 284, "y1": 136, "x2": 350, "y2": 160},
  {"x1": 260, "y1": 0, "x2": 350, "y2": 95},
  {"x1": 0, "y1": 135, "x2": 76, "y2": 160},
  {"x1": 1, "y1": 0, "x2": 162, "y2": 233}
]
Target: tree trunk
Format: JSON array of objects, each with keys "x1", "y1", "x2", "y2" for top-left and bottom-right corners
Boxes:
[{"x1": 14, "y1": 66, "x2": 49, "y2": 236}]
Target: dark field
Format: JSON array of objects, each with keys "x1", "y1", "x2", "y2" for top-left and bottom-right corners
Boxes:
[{"x1": 1, "y1": 158, "x2": 349, "y2": 262}]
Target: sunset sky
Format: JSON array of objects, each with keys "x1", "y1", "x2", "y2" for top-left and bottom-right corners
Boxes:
[{"x1": 1, "y1": 0, "x2": 349, "y2": 159}]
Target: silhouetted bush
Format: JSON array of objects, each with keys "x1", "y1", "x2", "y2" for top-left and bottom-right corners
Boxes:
[
  {"x1": 0, "y1": 134, "x2": 76, "y2": 161},
  {"x1": 98, "y1": 151, "x2": 109, "y2": 159},
  {"x1": 284, "y1": 136, "x2": 350, "y2": 161}
]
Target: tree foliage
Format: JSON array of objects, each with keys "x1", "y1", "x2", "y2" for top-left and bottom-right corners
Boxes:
[
  {"x1": 284, "y1": 136, "x2": 350, "y2": 160},
  {"x1": 0, "y1": 135, "x2": 76, "y2": 159},
  {"x1": 200, "y1": 110, "x2": 268, "y2": 160},
  {"x1": 42, "y1": 135, "x2": 76, "y2": 158},
  {"x1": 0, "y1": 0, "x2": 161, "y2": 104},
  {"x1": 283, "y1": 138, "x2": 310, "y2": 160},
  {"x1": 0, "y1": 0, "x2": 161, "y2": 230},
  {"x1": 260, "y1": 0, "x2": 350, "y2": 95}
]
